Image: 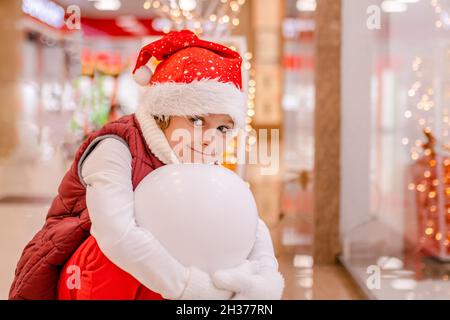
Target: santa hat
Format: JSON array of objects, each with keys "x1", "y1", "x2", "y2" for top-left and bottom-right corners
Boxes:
[
  {"x1": 133, "y1": 30, "x2": 245, "y2": 125},
  {"x1": 132, "y1": 30, "x2": 246, "y2": 164}
]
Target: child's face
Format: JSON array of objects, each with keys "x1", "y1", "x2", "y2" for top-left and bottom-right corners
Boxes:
[{"x1": 163, "y1": 114, "x2": 235, "y2": 164}]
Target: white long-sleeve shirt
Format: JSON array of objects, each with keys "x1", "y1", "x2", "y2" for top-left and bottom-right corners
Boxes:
[{"x1": 81, "y1": 137, "x2": 278, "y2": 299}]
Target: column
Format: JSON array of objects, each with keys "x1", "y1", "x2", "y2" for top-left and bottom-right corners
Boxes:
[
  {"x1": 313, "y1": 0, "x2": 342, "y2": 264},
  {"x1": 0, "y1": 0, "x2": 21, "y2": 159}
]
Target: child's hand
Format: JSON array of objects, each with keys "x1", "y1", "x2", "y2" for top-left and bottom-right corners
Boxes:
[
  {"x1": 213, "y1": 260, "x2": 285, "y2": 300},
  {"x1": 177, "y1": 266, "x2": 234, "y2": 300}
]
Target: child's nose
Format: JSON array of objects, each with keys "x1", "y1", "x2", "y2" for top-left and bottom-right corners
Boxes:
[
  {"x1": 202, "y1": 130, "x2": 218, "y2": 146},
  {"x1": 202, "y1": 137, "x2": 212, "y2": 147}
]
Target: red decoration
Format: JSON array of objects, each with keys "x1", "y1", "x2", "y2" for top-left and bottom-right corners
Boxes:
[{"x1": 411, "y1": 130, "x2": 450, "y2": 260}]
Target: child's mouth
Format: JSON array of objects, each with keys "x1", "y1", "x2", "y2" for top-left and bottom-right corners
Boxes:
[{"x1": 190, "y1": 146, "x2": 215, "y2": 157}]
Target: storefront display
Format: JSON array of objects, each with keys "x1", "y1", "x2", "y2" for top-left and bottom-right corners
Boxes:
[{"x1": 340, "y1": 0, "x2": 450, "y2": 299}]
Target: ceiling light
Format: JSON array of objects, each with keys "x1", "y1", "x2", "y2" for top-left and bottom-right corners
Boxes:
[
  {"x1": 296, "y1": 0, "x2": 317, "y2": 12},
  {"x1": 179, "y1": 0, "x2": 197, "y2": 11},
  {"x1": 22, "y1": 0, "x2": 65, "y2": 28},
  {"x1": 94, "y1": 0, "x2": 121, "y2": 11}
]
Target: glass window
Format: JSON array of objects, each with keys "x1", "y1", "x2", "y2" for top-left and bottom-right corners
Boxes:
[{"x1": 341, "y1": 0, "x2": 450, "y2": 299}]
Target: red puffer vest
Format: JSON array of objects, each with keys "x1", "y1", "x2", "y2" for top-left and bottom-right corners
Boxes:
[{"x1": 9, "y1": 114, "x2": 165, "y2": 300}]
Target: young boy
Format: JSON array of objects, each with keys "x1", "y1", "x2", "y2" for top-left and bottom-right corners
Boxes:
[{"x1": 10, "y1": 30, "x2": 284, "y2": 300}]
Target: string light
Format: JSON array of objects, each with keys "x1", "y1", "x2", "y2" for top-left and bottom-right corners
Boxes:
[
  {"x1": 416, "y1": 184, "x2": 426, "y2": 192},
  {"x1": 143, "y1": 0, "x2": 152, "y2": 10},
  {"x1": 404, "y1": 110, "x2": 412, "y2": 118},
  {"x1": 245, "y1": 51, "x2": 256, "y2": 137},
  {"x1": 431, "y1": 0, "x2": 450, "y2": 30}
]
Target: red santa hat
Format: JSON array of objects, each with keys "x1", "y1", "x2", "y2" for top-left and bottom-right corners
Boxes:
[
  {"x1": 132, "y1": 30, "x2": 246, "y2": 164},
  {"x1": 133, "y1": 30, "x2": 245, "y2": 126}
]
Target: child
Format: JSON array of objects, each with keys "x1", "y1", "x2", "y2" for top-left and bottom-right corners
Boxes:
[{"x1": 10, "y1": 30, "x2": 284, "y2": 300}]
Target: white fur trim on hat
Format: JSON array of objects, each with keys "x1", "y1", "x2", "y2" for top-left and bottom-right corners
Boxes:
[
  {"x1": 138, "y1": 78, "x2": 246, "y2": 129},
  {"x1": 135, "y1": 106, "x2": 180, "y2": 165}
]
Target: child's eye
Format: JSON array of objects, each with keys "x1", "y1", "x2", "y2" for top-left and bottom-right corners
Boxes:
[
  {"x1": 217, "y1": 126, "x2": 231, "y2": 134},
  {"x1": 189, "y1": 116, "x2": 204, "y2": 127}
]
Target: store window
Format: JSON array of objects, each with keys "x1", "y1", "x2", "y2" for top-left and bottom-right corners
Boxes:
[{"x1": 341, "y1": 0, "x2": 450, "y2": 299}]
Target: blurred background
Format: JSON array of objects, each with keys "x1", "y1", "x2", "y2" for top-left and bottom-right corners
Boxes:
[{"x1": 0, "y1": 0, "x2": 450, "y2": 300}]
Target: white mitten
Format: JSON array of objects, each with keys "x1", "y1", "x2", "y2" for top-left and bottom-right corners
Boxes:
[
  {"x1": 213, "y1": 260, "x2": 285, "y2": 300},
  {"x1": 178, "y1": 266, "x2": 234, "y2": 300}
]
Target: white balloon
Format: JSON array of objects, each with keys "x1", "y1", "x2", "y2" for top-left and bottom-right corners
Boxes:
[{"x1": 134, "y1": 164, "x2": 258, "y2": 274}]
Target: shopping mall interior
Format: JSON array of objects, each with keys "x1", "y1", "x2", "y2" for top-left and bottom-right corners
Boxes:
[{"x1": 1, "y1": 0, "x2": 450, "y2": 300}]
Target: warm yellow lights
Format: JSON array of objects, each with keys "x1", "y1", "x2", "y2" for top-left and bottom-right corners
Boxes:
[
  {"x1": 143, "y1": 0, "x2": 152, "y2": 10},
  {"x1": 416, "y1": 184, "x2": 426, "y2": 192},
  {"x1": 431, "y1": 0, "x2": 448, "y2": 30},
  {"x1": 404, "y1": 110, "x2": 412, "y2": 118},
  {"x1": 150, "y1": 0, "x2": 244, "y2": 36}
]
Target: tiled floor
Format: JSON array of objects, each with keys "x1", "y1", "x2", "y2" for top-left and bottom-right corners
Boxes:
[{"x1": 0, "y1": 202, "x2": 51, "y2": 299}]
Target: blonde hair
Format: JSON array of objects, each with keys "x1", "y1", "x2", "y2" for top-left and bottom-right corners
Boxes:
[{"x1": 154, "y1": 115, "x2": 171, "y2": 130}]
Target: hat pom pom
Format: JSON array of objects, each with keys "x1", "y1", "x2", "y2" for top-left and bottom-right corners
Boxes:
[{"x1": 133, "y1": 66, "x2": 152, "y2": 86}]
